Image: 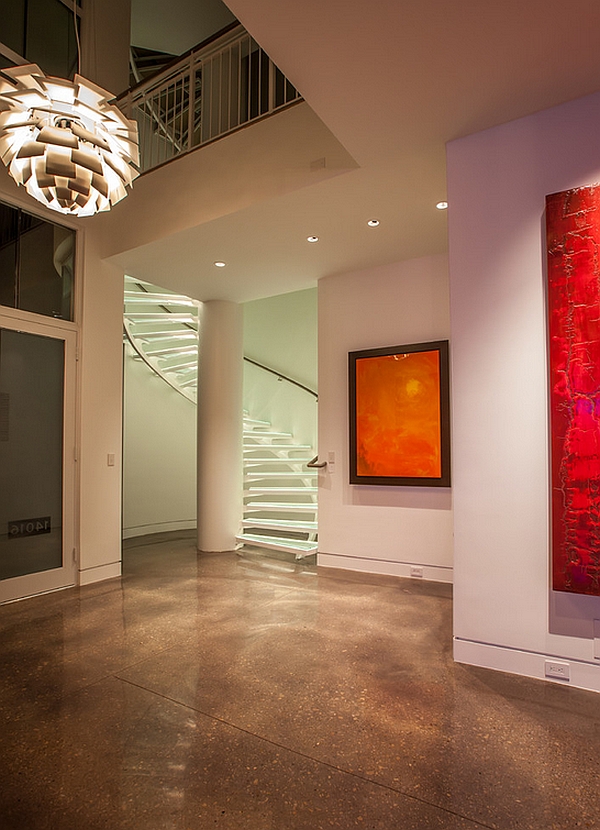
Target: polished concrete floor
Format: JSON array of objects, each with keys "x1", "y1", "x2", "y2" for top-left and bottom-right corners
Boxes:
[{"x1": 1, "y1": 534, "x2": 600, "y2": 830}]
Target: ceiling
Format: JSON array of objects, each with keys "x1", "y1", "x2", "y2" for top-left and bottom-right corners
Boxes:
[
  {"x1": 112, "y1": 0, "x2": 600, "y2": 302},
  {"x1": 130, "y1": 0, "x2": 235, "y2": 56}
]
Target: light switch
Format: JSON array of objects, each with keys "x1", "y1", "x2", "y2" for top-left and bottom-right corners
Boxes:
[
  {"x1": 107, "y1": 453, "x2": 115, "y2": 467},
  {"x1": 328, "y1": 451, "x2": 335, "y2": 472}
]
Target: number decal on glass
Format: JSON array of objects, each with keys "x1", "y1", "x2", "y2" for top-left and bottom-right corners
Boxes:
[{"x1": 8, "y1": 517, "x2": 51, "y2": 539}]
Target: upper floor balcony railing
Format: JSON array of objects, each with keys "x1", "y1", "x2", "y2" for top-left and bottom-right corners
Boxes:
[{"x1": 117, "y1": 23, "x2": 302, "y2": 174}]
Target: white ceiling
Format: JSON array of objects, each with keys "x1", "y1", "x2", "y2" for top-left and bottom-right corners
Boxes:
[
  {"x1": 113, "y1": 0, "x2": 600, "y2": 302},
  {"x1": 130, "y1": 0, "x2": 235, "y2": 55}
]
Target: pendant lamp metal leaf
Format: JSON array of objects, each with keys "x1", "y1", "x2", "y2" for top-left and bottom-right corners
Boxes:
[{"x1": 0, "y1": 63, "x2": 140, "y2": 217}]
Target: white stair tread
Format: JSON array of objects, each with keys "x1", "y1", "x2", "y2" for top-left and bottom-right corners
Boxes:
[
  {"x1": 244, "y1": 442, "x2": 312, "y2": 449},
  {"x1": 243, "y1": 441, "x2": 295, "y2": 448},
  {"x1": 245, "y1": 487, "x2": 318, "y2": 494},
  {"x1": 144, "y1": 345, "x2": 197, "y2": 356},
  {"x1": 245, "y1": 471, "x2": 317, "y2": 479},
  {"x1": 244, "y1": 457, "x2": 314, "y2": 464},
  {"x1": 236, "y1": 534, "x2": 317, "y2": 553},
  {"x1": 243, "y1": 431, "x2": 292, "y2": 438},
  {"x1": 243, "y1": 432, "x2": 296, "y2": 449},
  {"x1": 135, "y1": 330, "x2": 196, "y2": 340},
  {"x1": 242, "y1": 518, "x2": 318, "y2": 531},
  {"x1": 245, "y1": 502, "x2": 318, "y2": 511}
]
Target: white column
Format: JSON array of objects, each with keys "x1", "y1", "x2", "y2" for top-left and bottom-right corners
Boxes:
[{"x1": 197, "y1": 301, "x2": 243, "y2": 552}]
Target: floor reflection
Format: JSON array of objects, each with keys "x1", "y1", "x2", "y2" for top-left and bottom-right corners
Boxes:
[{"x1": 0, "y1": 534, "x2": 599, "y2": 829}]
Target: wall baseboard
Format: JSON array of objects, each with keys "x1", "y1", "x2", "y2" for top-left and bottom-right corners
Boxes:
[
  {"x1": 122, "y1": 520, "x2": 196, "y2": 539},
  {"x1": 317, "y1": 551, "x2": 453, "y2": 583},
  {"x1": 79, "y1": 561, "x2": 121, "y2": 586},
  {"x1": 454, "y1": 638, "x2": 600, "y2": 694}
]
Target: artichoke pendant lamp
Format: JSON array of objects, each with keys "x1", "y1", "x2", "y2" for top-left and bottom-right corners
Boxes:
[{"x1": 0, "y1": 63, "x2": 139, "y2": 217}]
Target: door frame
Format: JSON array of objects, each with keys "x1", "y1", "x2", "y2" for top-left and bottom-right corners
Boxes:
[{"x1": 0, "y1": 309, "x2": 78, "y2": 603}]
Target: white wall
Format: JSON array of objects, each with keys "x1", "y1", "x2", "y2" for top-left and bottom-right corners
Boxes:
[
  {"x1": 243, "y1": 288, "x2": 317, "y2": 449},
  {"x1": 123, "y1": 344, "x2": 196, "y2": 538},
  {"x1": 448, "y1": 91, "x2": 600, "y2": 693},
  {"x1": 244, "y1": 289, "x2": 317, "y2": 391},
  {"x1": 317, "y1": 255, "x2": 452, "y2": 581},
  {"x1": 77, "y1": 229, "x2": 125, "y2": 584}
]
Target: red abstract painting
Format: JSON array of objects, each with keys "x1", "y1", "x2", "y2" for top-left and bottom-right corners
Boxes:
[
  {"x1": 349, "y1": 341, "x2": 450, "y2": 486},
  {"x1": 546, "y1": 185, "x2": 600, "y2": 595}
]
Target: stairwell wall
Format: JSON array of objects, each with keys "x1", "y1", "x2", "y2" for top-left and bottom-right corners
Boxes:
[
  {"x1": 243, "y1": 288, "x2": 317, "y2": 449},
  {"x1": 122, "y1": 343, "x2": 197, "y2": 538},
  {"x1": 317, "y1": 254, "x2": 453, "y2": 581}
]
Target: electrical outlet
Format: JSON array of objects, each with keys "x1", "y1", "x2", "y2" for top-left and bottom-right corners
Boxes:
[
  {"x1": 594, "y1": 620, "x2": 600, "y2": 660},
  {"x1": 544, "y1": 660, "x2": 570, "y2": 681},
  {"x1": 410, "y1": 566, "x2": 423, "y2": 579}
]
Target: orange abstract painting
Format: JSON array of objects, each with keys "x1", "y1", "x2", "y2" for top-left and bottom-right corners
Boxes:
[{"x1": 349, "y1": 341, "x2": 450, "y2": 486}]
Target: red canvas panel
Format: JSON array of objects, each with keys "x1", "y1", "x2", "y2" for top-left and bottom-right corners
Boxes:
[{"x1": 546, "y1": 184, "x2": 600, "y2": 595}]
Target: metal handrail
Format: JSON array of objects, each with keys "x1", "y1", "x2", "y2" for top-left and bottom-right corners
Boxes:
[
  {"x1": 124, "y1": 327, "x2": 318, "y2": 407},
  {"x1": 124, "y1": 279, "x2": 318, "y2": 406},
  {"x1": 123, "y1": 22, "x2": 241, "y2": 97},
  {"x1": 243, "y1": 357, "x2": 318, "y2": 400},
  {"x1": 117, "y1": 23, "x2": 302, "y2": 174},
  {"x1": 307, "y1": 455, "x2": 327, "y2": 468},
  {"x1": 124, "y1": 330, "x2": 318, "y2": 407}
]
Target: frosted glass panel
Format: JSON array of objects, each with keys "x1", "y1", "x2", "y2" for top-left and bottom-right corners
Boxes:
[{"x1": 0, "y1": 329, "x2": 64, "y2": 580}]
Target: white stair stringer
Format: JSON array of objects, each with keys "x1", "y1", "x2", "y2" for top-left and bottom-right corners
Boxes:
[
  {"x1": 237, "y1": 414, "x2": 318, "y2": 558},
  {"x1": 124, "y1": 277, "x2": 318, "y2": 558}
]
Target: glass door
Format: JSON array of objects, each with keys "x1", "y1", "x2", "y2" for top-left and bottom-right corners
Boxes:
[{"x1": 0, "y1": 317, "x2": 76, "y2": 603}]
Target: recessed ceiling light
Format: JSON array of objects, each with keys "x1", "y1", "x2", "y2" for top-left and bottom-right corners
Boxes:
[
  {"x1": 436, "y1": 201, "x2": 448, "y2": 210},
  {"x1": 307, "y1": 235, "x2": 319, "y2": 243},
  {"x1": 214, "y1": 261, "x2": 226, "y2": 267},
  {"x1": 367, "y1": 219, "x2": 380, "y2": 227}
]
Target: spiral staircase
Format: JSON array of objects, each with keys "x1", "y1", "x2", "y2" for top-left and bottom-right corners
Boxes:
[{"x1": 123, "y1": 275, "x2": 318, "y2": 557}]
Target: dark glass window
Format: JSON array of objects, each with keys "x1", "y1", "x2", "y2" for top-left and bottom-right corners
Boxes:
[
  {"x1": 1, "y1": 0, "x2": 79, "y2": 79},
  {"x1": 0, "y1": 0, "x2": 26, "y2": 58},
  {"x1": 0, "y1": 204, "x2": 18, "y2": 309},
  {"x1": 0, "y1": 202, "x2": 75, "y2": 321}
]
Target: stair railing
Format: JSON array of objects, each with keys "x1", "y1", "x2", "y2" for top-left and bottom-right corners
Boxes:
[
  {"x1": 243, "y1": 357, "x2": 317, "y2": 400},
  {"x1": 123, "y1": 318, "x2": 198, "y2": 402},
  {"x1": 124, "y1": 289, "x2": 317, "y2": 408},
  {"x1": 117, "y1": 22, "x2": 302, "y2": 174}
]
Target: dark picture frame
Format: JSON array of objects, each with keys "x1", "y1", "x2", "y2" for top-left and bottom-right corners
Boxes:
[{"x1": 349, "y1": 340, "x2": 451, "y2": 487}]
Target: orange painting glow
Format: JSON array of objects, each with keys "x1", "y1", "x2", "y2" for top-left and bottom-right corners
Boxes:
[{"x1": 356, "y1": 350, "x2": 441, "y2": 477}]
